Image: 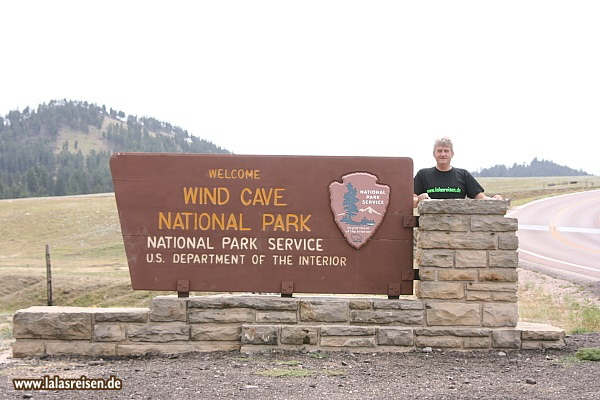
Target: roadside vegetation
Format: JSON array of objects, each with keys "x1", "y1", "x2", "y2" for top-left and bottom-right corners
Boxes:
[
  {"x1": 518, "y1": 269, "x2": 600, "y2": 334},
  {"x1": 1, "y1": 177, "x2": 599, "y2": 337}
]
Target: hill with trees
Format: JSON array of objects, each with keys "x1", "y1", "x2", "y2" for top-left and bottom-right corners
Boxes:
[
  {"x1": 0, "y1": 100, "x2": 230, "y2": 199},
  {"x1": 473, "y1": 158, "x2": 591, "y2": 178}
]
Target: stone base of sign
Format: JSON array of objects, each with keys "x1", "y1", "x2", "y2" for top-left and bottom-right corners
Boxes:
[
  {"x1": 11, "y1": 200, "x2": 567, "y2": 357},
  {"x1": 11, "y1": 296, "x2": 565, "y2": 357}
]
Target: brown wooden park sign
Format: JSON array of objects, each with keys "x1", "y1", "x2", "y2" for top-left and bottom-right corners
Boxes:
[{"x1": 110, "y1": 153, "x2": 416, "y2": 297}]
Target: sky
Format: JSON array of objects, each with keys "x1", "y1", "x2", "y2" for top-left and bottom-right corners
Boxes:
[{"x1": 2, "y1": 1, "x2": 599, "y2": 175}]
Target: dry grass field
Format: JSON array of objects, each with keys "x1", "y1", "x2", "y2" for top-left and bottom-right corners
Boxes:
[{"x1": 478, "y1": 175, "x2": 600, "y2": 206}]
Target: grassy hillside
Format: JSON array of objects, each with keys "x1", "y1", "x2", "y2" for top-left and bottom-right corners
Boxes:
[
  {"x1": 1, "y1": 177, "x2": 599, "y2": 334},
  {"x1": 0, "y1": 101, "x2": 230, "y2": 199}
]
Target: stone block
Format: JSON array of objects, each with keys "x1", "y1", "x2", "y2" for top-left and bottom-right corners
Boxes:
[
  {"x1": 492, "y1": 292, "x2": 518, "y2": 302},
  {"x1": 416, "y1": 249, "x2": 455, "y2": 267},
  {"x1": 466, "y1": 292, "x2": 492, "y2": 301},
  {"x1": 188, "y1": 309, "x2": 255, "y2": 323},
  {"x1": 479, "y1": 269, "x2": 518, "y2": 283},
  {"x1": 150, "y1": 297, "x2": 187, "y2": 322},
  {"x1": 521, "y1": 341, "x2": 542, "y2": 350},
  {"x1": 418, "y1": 232, "x2": 498, "y2": 250},
  {"x1": 492, "y1": 329, "x2": 521, "y2": 348},
  {"x1": 418, "y1": 199, "x2": 507, "y2": 215},
  {"x1": 471, "y1": 216, "x2": 518, "y2": 232},
  {"x1": 300, "y1": 300, "x2": 348, "y2": 322},
  {"x1": 12, "y1": 341, "x2": 45, "y2": 357},
  {"x1": 415, "y1": 336, "x2": 463, "y2": 348},
  {"x1": 519, "y1": 322, "x2": 565, "y2": 341},
  {"x1": 280, "y1": 326, "x2": 318, "y2": 345},
  {"x1": 13, "y1": 307, "x2": 92, "y2": 340},
  {"x1": 417, "y1": 268, "x2": 437, "y2": 281},
  {"x1": 94, "y1": 324, "x2": 126, "y2": 342},
  {"x1": 373, "y1": 300, "x2": 424, "y2": 310},
  {"x1": 455, "y1": 250, "x2": 487, "y2": 268},
  {"x1": 489, "y1": 250, "x2": 519, "y2": 268},
  {"x1": 46, "y1": 342, "x2": 116, "y2": 356},
  {"x1": 256, "y1": 311, "x2": 297, "y2": 323},
  {"x1": 482, "y1": 303, "x2": 518, "y2": 327},
  {"x1": 349, "y1": 299, "x2": 372, "y2": 310},
  {"x1": 241, "y1": 325, "x2": 278, "y2": 345},
  {"x1": 321, "y1": 326, "x2": 376, "y2": 336},
  {"x1": 418, "y1": 215, "x2": 471, "y2": 231},
  {"x1": 438, "y1": 269, "x2": 478, "y2": 281},
  {"x1": 426, "y1": 303, "x2": 481, "y2": 326},
  {"x1": 498, "y1": 233, "x2": 519, "y2": 250},
  {"x1": 320, "y1": 336, "x2": 377, "y2": 347},
  {"x1": 350, "y1": 310, "x2": 424, "y2": 325},
  {"x1": 190, "y1": 325, "x2": 241, "y2": 341},
  {"x1": 94, "y1": 309, "x2": 148, "y2": 323},
  {"x1": 378, "y1": 328, "x2": 414, "y2": 346},
  {"x1": 467, "y1": 283, "x2": 517, "y2": 292},
  {"x1": 542, "y1": 340, "x2": 566, "y2": 350},
  {"x1": 127, "y1": 324, "x2": 190, "y2": 342},
  {"x1": 415, "y1": 328, "x2": 490, "y2": 337},
  {"x1": 463, "y1": 337, "x2": 490, "y2": 349},
  {"x1": 416, "y1": 281, "x2": 464, "y2": 299},
  {"x1": 188, "y1": 296, "x2": 298, "y2": 311}
]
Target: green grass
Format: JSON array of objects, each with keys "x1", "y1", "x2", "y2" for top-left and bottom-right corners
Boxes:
[
  {"x1": 575, "y1": 347, "x2": 600, "y2": 361},
  {"x1": 277, "y1": 360, "x2": 303, "y2": 366},
  {"x1": 575, "y1": 348, "x2": 600, "y2": 361}
]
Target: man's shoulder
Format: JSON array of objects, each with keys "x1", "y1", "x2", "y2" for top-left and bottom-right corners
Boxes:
[
  {"x1": 452, "y1": 167, "x2": 474, "y2": 176},
  {"x1": 416, "y1": 167, "x2": 437, "y2": 175}
]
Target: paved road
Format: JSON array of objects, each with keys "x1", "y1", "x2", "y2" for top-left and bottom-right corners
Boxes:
[{"x1": 508, "y1": 190, "x2": 600, "y2": 281}]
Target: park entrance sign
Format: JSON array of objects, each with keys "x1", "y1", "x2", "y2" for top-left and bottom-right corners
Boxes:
[{"x1": 110, "y1": 153, "x2": 415, "y2": 297}]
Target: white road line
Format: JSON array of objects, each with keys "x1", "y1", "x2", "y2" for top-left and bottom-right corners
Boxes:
[
  {"x1": 519, "y1": 225, "x2": 600, "y2": 234},
  {"x1": 518, "y1": 248, "x2": 599, "y2": 273}
]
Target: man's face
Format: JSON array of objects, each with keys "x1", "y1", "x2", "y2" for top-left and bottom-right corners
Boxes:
[{"x1": 434, "y1": 145, "x2": 453, "y2": 169}]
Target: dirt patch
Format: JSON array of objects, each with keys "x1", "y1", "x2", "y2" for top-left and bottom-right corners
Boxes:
[
  {"x1": 519, "y1": 267, "x2": 600, "y2": 308},
  {"x1": 1, "y1": 333, "x2": 599, "y2": 399}
]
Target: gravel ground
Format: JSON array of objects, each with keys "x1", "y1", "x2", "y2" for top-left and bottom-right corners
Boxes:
[{"x1": 1, "y1": 332, "x2": 599, "y2": 400}]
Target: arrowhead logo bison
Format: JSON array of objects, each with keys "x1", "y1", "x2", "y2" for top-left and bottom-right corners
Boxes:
[{"x1": 329, "y1": 172, "x2": 390, "y2": 249}]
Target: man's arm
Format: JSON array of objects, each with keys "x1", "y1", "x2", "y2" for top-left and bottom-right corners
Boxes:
[{"x1": 475, "y1": 192, "x2": 503, "y2": 200}]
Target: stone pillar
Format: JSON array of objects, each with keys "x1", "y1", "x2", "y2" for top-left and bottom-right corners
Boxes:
[{"x1": 415, "y1": 199, "x2": 519, "y2": 329}]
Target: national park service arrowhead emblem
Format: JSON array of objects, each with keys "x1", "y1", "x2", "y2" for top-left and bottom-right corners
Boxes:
[{"x1": 329, "y1": 172, "x2": 390, "y2": 249}]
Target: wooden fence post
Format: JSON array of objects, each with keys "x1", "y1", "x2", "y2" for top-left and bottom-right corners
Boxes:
[{"x1": 45, "y1": 244, "x2": 52, "y2": 306}]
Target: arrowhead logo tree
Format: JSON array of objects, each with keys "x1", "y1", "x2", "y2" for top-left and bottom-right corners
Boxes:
[{"x1": 329, "y1": 172, "x2": 390, "y2": 249}]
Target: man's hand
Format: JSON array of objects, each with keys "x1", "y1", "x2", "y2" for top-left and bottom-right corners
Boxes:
[{"x1": 414, "y1": 193, "x2": 430, "y2": 207}]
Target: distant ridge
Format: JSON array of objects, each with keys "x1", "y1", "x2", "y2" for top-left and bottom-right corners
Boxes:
[
  {"x1": 0, "y1": 99, "x2": 231, "y2": 199},
  {"x1": 473, "y1": 158, "x2": 590, "y2": 177}
]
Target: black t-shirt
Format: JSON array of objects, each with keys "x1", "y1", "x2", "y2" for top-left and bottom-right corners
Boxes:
[{"x1": 414, "y1": 167, "x2": 484, "y2": 199}]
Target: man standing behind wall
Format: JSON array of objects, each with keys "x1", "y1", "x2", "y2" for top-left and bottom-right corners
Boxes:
[{"x1": 413, "y1": 137, "x2": 503, "y2": 208}]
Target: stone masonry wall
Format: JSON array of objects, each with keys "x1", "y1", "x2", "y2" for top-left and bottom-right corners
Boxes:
[{"x1": 11, "y1": 200, "x2": 565, "y2": 357}]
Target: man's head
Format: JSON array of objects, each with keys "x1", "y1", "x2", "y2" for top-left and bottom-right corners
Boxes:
[{"x1": 433, "y1": 137, "x2": 454, "y2": 171}]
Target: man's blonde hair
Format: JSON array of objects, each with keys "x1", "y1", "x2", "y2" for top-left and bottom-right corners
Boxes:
[{"x1": 433, "y1": 137, "x2": 453, "y2": 153}]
